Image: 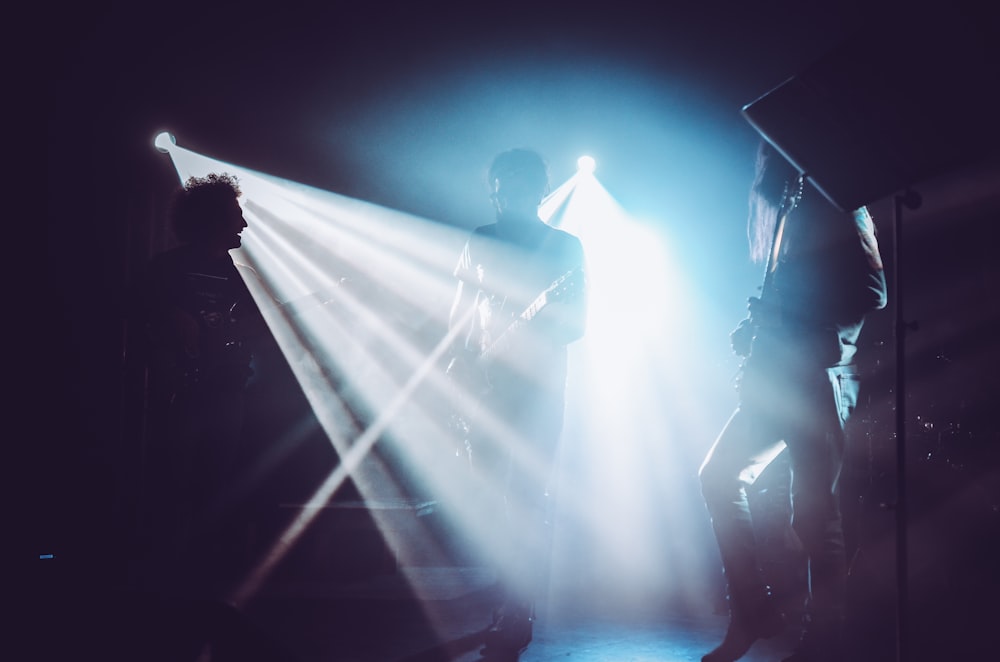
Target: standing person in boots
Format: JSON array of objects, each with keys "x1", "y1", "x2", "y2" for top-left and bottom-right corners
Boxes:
[
  {"x1": 447, "y1": 148, "x2": 587, "y2": 656},
  {"x1": 699, "y1": 141, "x2": 887, "y2": 662}
]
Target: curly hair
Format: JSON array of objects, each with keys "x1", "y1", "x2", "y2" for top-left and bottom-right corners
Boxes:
[{"x1": 169, "y1": 173, "x2": 242, "y2": 244}]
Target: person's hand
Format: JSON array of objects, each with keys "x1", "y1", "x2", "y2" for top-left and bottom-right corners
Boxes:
[
  {"x1": 730, "y1": 317, "x2": 754, "y2": 357},
  {"x1": 746, "y1": 296, "x2": 781, "y2": 328}
]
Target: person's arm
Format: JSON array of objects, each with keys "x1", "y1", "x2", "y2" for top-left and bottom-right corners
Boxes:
[
  {"x1": 818, "y1": 205, "x2": 889, "y2": 324},
  {"x1": 536, "y1": 235, "x2": 588, "y2": 346},
  {"x1": 446, "y1": 240, "x2": 485, "y2": 385},
  {"x1": 776, "y1": 197, "x2": 887, "y2": 327},
  {"x1": 851, "y1": 206, "x2": 888, "y2": 313}
]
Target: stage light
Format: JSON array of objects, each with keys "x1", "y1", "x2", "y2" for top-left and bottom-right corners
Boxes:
[
  {"x1": 577, "y1": 155, "x2": 596, "y2": 173},
  {"x1": 154, "y1": 131, "x2": 176, "y2": 153}
]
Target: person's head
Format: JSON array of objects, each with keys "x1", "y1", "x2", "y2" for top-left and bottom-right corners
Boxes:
[
  {"x1": 748, "y1": 141, "x2": 801, "y2": 263},
  {"x1": 170, "y1": 173, "x2": 246, "y2": 253},
  {"x1": 487, "y1": 148, "x2": 549, "y2": 221}
]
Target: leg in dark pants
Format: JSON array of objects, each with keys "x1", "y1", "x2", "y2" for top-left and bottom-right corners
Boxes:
[
  {"x1": 781, "y1": 367, "x2": 857, "y2": 662},
  {"x1": 478, "y1": 382, "x2": 564, "y2": 654},
  {"x1": 700, "y1": 405, "x2": 787, "y2": 662}
]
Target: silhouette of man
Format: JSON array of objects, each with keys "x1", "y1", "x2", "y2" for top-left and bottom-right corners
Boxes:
[
  {"x1": 699, "y1": 142, "x2": 887, "y2": 662},
  {"x1": 141, "y1": 173, "x2": 265, "y2": 587},
  {"x1": 447, "y1": 148, "x2": 587, "y2": 655}
]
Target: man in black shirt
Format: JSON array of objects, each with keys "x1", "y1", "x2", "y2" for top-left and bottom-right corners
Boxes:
[{"x1": 448, "y1": 149, "x2": 587, "y2": 654}]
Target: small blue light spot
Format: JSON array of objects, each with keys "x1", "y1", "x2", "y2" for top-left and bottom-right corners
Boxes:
[{"x1": 39, "y1": 554, "x2": 55, "y2": 560}]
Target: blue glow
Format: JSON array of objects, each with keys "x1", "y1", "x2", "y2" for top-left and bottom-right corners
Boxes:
[{"x1": 39, "y1": 553, "x2": 54, "y2": 559}]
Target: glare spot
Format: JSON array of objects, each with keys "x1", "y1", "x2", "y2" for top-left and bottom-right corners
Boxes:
[{"x1": 154, "y1": 131, "x2": 176, "y2": 153}]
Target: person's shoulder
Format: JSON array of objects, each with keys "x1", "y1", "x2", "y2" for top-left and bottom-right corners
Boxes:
[
  {"x1": 471, "y1": 223, "x2": 498, "y2": 238},
  {"x1": 543, "y1": 224, "x2": 583, "y2": 251},
  {"x1": 465, "y1": 223, "x2": 500, "y2": 250},
  {"x1": 546, "y1": 224, "x2": 580, "y2": 240}
]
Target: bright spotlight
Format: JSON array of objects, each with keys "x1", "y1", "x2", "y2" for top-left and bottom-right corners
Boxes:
[
  {"x1": 154, "y1": 131, "x2": 176, "y2": 153},
  {"x1": 577, "y1": 155, "x2": 596, "y2": 174}
]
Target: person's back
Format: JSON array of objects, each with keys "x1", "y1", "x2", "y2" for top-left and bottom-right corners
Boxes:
[{"x1": 743, "y1": 189, "x2": 887, "y2": 377}]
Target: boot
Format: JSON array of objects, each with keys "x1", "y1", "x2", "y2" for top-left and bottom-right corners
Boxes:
[
  {"x1": 703, "y1": 587, "x2": 784, "y2": 662},
  {"x1": 484, "y1": 599, "x2": 533, "y2": 654}
]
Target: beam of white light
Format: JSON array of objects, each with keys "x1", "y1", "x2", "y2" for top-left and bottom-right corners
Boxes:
[
  {"x1": 230, "y1": 294, "x2": 477, "y2": 605},
  {"x1": 235, "y1": 215, "x2": 473, "y2": 600},
  {"x1": 538, "y1": 171, "x2": 580, "y2": 226},
  {"x1": 156, "y1": 138, "x2": 592, "y2": 626},
  {"x1": 156, "y1": 138, "x2": 723, "y2": 622},
  {"x1": 158, "y1": 140, "x2": 477, "y2": 595},
  {"x1": 547, "y1": 171, "x2": 727, "y2": 611}
]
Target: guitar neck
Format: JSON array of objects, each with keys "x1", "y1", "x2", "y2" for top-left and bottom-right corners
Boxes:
[
  {"x1": 479, "y1": 291, "x2": 549, "y2": 366},
  {"x1": 475, "y1": 267, "x2": 575, "y2": 368},
  {"x1": 759, "y1": 177, "x2": 802, "y2": 302}
]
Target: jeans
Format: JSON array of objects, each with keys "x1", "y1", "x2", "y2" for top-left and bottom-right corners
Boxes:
[{"x1": 700, "y1": 365, "x2": 859, "y2": 619}]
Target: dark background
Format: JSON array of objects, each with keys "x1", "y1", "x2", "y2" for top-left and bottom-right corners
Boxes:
[{"x1": 44, "y1": 1, "x2": 1000, "y2": 659}]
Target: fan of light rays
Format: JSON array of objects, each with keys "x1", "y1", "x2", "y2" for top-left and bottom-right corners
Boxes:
[
  {"x1": 154, "y1": 134, "x2": 726, "y2": 629},
  {"x1": 156, "y1": 134, "x2": 485, "y2": 606},
  {"x1": 152, "y1": 136, "x2": 619, "y2": 617}
]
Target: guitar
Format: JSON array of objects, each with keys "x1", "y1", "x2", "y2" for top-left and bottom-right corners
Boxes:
[
  {"x1": 732, "y1": 174, "x2": 804, "y2": 388},
  {"x1": 446, "y1": 267, "x2": 581, "y2": 461},
  {"x1": 477, "y1": 267, "x2": 579, "y2": 373}
]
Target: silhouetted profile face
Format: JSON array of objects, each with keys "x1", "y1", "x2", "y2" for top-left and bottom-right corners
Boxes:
[
  {"x1": 172, "y1": 173, "x2": 247, "y2": 256},
  {"x1": 212, "y1": 197, "x2": 248, "y2": 251}
]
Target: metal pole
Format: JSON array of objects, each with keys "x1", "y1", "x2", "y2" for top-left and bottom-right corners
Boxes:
[{"x1": 893, "y1": 189, "x2": 921, "y2": 662}]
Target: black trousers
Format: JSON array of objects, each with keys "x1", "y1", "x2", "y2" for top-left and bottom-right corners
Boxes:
[
  {"x1": 699, "y1": 365, "x2": 859, "y2": 620},
  {"x1": 470, "y1": 377, "x2": 565, "y2": 607}
]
